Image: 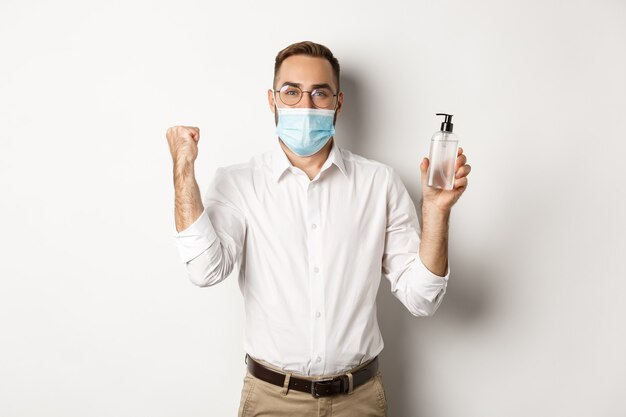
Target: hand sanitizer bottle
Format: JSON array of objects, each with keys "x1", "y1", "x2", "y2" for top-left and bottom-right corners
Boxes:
[{"x1": 427, "y1": 113, "x2": 459, "y2": 190}]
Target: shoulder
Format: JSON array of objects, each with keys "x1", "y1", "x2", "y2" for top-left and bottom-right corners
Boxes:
[
  {"x1": 338, "y1": 146, "x2": 396, "y2": 183},
  {"x1": 215, "y1": 149, "x2": 271, "y2": 182},
  {"x1": 339, "y1": 147, "x2": 412, "y2": 203}
]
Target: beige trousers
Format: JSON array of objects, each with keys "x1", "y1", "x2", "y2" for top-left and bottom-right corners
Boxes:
[{"x1": 237, "y1": 356, "x2": 388, "y2": 417}]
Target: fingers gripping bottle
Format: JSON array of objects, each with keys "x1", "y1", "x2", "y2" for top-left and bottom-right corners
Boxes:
[{"x1": 427, "y1": 113, "x2": 459, "y2": 190}]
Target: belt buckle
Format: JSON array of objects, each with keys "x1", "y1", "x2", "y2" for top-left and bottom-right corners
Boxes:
[{"x1": 310, "y1": 377, "x2": 341, "y2": 398}]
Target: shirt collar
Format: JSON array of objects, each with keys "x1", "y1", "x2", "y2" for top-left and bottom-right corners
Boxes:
[{"x1": 271, "y1": 138, "x2": 347, "y2": 183}]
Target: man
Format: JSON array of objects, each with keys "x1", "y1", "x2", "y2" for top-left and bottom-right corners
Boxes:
[{"x1": 166, "y1": 41, "x2": 471, "y2": 417}]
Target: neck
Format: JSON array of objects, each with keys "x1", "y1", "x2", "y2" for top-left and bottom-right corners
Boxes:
[{"x1": 279, "y1": 137, "x2": 334, "y2": 180}]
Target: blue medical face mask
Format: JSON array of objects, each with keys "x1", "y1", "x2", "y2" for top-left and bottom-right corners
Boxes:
[{"x1": 275, "y1": 106, "x2": 336, "y2": 157}]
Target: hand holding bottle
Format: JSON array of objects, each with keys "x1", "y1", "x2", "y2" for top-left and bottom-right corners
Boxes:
[{"x1": 420, "y1": 146, "x2": 471, "y2": 212}]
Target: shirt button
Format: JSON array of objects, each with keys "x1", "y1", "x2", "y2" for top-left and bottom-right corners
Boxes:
[
  {"x1": 316, "y1": 356, "x2": 322, "y2": 363},
  {"x1": 315, "y1": 311, "x2": 321, "y2": 318},
  {"x1": 313, "y1": 267, "x2": 319, "y2": 274},
  {"x1": 311, "y1": 223, "x2": 317, "y2": 229}
]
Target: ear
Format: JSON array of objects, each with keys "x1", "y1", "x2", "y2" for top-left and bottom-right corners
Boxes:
[
  {"x1": 268, "y1": 89, "x2": 276, "y2": 113},
  {"x1": 335, "y1": 91, "x2": 344, "y2": 116}
]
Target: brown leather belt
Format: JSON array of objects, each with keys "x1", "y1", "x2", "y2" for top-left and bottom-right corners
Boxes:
[{"x1": 245, "y1": 353, "x2": 378, "y2": 398}]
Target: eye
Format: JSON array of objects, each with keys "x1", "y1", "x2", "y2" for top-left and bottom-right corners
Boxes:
[
  {"x1": 313, "y1": 89, "x2": 330, "y2": 97},
  {"x1": 282, "y1": 87, "x2": 300, "y2": 96}
]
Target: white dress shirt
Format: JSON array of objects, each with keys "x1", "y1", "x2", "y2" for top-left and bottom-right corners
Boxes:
[{"x1": 173, "y1": 137, "x2": 450, "y2": 376}]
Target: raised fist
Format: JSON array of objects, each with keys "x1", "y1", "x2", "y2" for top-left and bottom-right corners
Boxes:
[{"x1": 166, "y1": 125, "x2": 200, "y2": 164}]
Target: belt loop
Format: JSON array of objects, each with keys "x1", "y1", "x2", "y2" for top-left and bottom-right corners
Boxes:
[
  {"x1": 346, "y1": 371, "x2": 354, "y2": 395},
  {"x1": 281, "y1": 372, "x2": 292, "y2": 396}
]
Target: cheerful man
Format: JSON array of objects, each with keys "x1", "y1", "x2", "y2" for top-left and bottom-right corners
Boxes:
[{"x1": 166, "y1": 40, "x2": 471, "y2": 417}]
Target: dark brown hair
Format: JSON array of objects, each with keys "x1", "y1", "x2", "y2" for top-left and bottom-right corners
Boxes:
[{"x1": 273, "y1": 41, "x2": 341, "y2": 91}]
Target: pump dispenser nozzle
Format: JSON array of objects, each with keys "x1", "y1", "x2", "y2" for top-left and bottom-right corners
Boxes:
[{"x1": 435, "y1": 113, "x2": 454, "y2": 132}]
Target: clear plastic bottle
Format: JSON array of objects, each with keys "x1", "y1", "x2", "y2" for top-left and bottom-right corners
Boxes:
[{"x1": 427, "y1": 113, "x2": 459, "y2": 190}]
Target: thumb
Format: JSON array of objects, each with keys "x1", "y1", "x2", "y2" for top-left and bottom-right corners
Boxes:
[
  {"x1": 420, "y1": 157, "x2": 429, "y2": 175},
  {"x1": 420, "y1": 157, "x2": 429, "y2": 187}
]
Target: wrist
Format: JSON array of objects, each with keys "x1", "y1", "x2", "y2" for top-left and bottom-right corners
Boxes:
[
  {"x1": 422, "y1": 201, "x2": 451, "y2": 219},
  {"x1": 174, "y1": 158, "x2": 195, "y2": 174}
]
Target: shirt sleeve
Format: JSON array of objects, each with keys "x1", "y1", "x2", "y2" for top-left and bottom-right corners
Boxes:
[
  {"x1": 172, "y1": 167, "x2": 247, "y2": 287},
  {"x1": 381, "y1": 167, "x2": 450, "y2": 317}
]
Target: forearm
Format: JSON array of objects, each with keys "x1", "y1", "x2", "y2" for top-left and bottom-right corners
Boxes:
[
  {"x1": 174, "y1": 160, "x2": 204, "y2": 233},
  {"x1": 419, "y1": 204, "x2": 450, "y2": 277}
]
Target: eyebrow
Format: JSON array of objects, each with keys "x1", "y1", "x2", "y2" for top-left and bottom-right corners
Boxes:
[{"x1": 281, "y1": 81, "x2": 334, "y2": 90}]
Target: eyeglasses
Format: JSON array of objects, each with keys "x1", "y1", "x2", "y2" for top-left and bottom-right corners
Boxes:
[{"x1": 273, "y1": 84, "x2": 338, "y2": 109}]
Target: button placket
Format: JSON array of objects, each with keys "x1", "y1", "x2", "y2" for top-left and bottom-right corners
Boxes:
[{"x1": 307, "y1": 180, "x2": 326, "y2": 375}]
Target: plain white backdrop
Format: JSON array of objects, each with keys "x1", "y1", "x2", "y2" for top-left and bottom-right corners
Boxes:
[{"x1": 1, "y1": 0, "x2": 625, "y2": 416}]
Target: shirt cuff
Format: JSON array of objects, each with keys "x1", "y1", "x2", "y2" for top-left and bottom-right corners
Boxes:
[
  {"x1": 411, "y1": 256, "x2": 450, "y2": 302},
  {"x1": 172, "y1": 209, "x2": 218, "y2": 263}
]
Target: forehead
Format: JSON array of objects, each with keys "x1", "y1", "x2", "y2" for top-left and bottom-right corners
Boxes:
[{"x1": 276, "y1": 55, "x2": 336, "y2": 88}]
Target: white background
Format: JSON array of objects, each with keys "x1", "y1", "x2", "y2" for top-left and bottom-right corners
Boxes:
[{"x1": 1, "y1": 0, "x2": 625, "y2": 416}]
